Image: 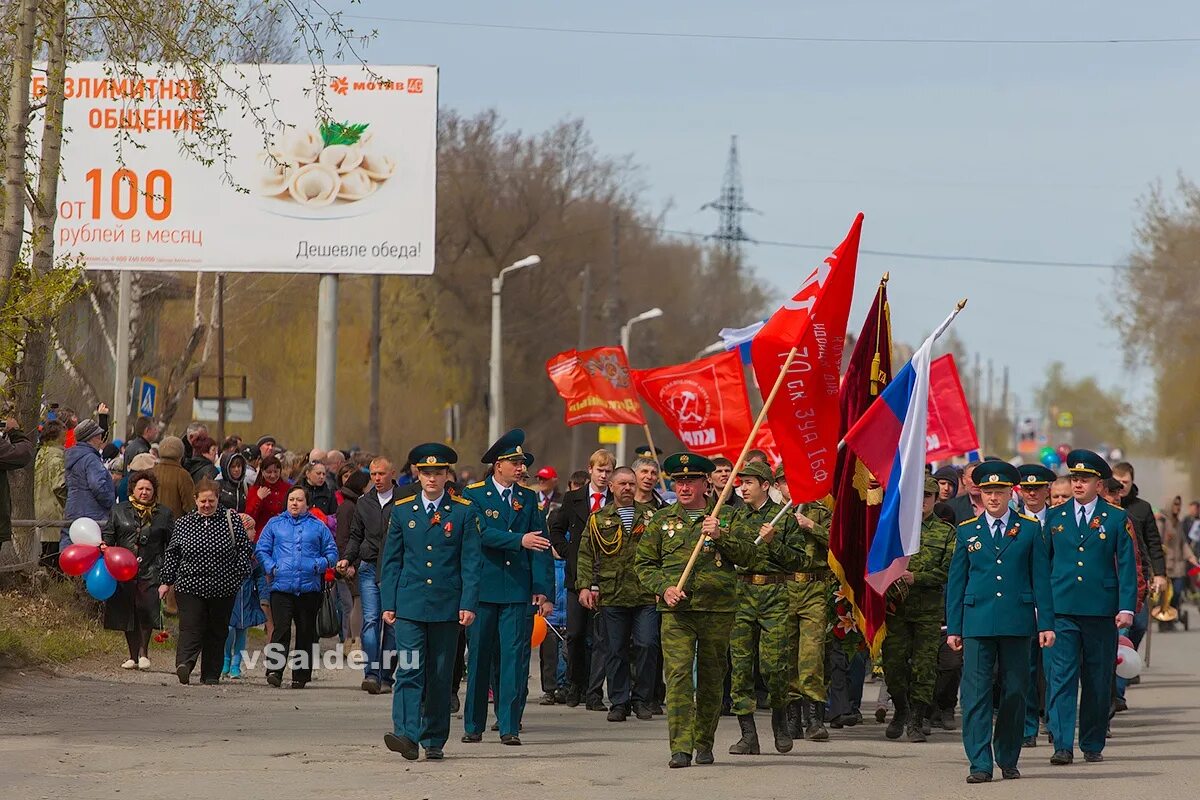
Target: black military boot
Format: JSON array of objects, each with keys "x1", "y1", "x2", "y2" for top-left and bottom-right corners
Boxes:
[
  {"x1": 886, "y1": 696, "x2": 908, "y2": 740},
  {"x1": 804, "y1": 699, "x2": 830, "y2": 741},
  {"x1": 771, "y1": 708, "x2": 793, "y2": 753},
  {"x1": 906, "y1": 703, "x2": 928, "y2": 742},
  {"x1": 786, "y1": 699, "x2": 803, "y2": 739},
  {"x1": 920, "y1": 704, "x2": 932, "y2": 737},
  {"x1": 728, "y1": 713, "x2": 760, "y2": 755}
]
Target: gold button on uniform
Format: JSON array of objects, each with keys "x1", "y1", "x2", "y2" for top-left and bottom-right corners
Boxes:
[
  {"x1": 1077, "y1": 576, "x2": 1083, "y2": 582},
  {"x1": 426, "y1": 579, "x2": 432, "y2": 584},
  {"x1": 1078, "y1": 546, "x2": 1084, "y2": 552},
  {"x1": 427, "y1": 545, "x2": 433, "y2": 551},
  {"x1": 996, "y1": 592, "x2": 1002, "y2": 597},
  {"x1": 426, "y1": 561, "x2": 433, "y2": 567},
  {"x1": 1078, "y1": 562, "x2": 1084, "y2": 567},
  {"x1": 505, "y1": 560, "x2": 511, "y2": 566},
  {"x1": 996, "y1": 575, "x2": 1002, "y2": 581}
]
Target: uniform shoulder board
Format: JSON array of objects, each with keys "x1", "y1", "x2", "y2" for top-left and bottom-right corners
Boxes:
[
  {"x1": 394, "y1": 499, "x2": 405, "y2": 506},
  {"x1": 453, "y1": 495, "x2": 472, "y2": 505},
  {"x1": 958, "y1": 516, "x2": 979, "y2": 527},
  {"x1": 1019, "y1": 513, "x2": 1039, "y2": 523},
  {"x1": 466, "y1": 480, "x2": 486, "y2": 490}
]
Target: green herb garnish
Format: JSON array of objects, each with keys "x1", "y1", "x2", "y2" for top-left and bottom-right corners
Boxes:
[{"x1": 320, "y1": 120, "x2": 370, "y2": 147}]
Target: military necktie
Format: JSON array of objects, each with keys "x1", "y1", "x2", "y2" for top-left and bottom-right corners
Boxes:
[
  {"x1": 427, "y1": 501, "x2": 437, "y2": 519},
  {"x1": 501, "y1": 488, "x2": 512, "y2": 508},
  {"x1": 992, "y1": 518, "x2": 1004, "y2": 544},
  {"x1": 1078, "y1": 507, "x2": 1088, "y2": 531}
]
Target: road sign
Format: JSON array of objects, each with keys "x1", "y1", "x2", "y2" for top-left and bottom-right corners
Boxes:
[
  {"x1": 1057, "y1": 411, "x2": 1074, "y2": 429},
  {"x1": 132, "y1": 376, "x2": 158, "y2": 418},
  {"x1": 192, "y1": 398, "x2": 254, "y2": 423},
  {"x1": 598, "y1": 424, "x2": 622, "y2": 445}
]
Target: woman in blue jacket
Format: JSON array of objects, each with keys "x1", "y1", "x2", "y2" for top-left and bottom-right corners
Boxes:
[{"x1": 255, "y1": 485, "x2": 339, "y2": 688}]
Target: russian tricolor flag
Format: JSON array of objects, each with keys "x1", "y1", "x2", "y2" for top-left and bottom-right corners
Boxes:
[{"x1": 843, "y1": 307, "x2": 964, "y2": 593}]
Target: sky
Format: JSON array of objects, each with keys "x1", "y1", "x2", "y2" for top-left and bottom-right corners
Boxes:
[{"x1": 338, "y1": 1, "x2": 1200, "y2": 425}]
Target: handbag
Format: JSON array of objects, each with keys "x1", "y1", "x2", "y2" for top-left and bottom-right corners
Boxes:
[{"x1": 316, "y1": 581, "x2": 340, "y2": 639}]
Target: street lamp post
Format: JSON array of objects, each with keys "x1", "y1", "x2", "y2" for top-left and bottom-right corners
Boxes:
[
  {"x1": 617, "y1": 307, "x2": 664, "y2": 465},
  {"x1": 489, "y1": 254, "x2": 542, "y2": 443}
]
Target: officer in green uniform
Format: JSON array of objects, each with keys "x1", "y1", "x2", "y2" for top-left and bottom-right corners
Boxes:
[
  {"x1": 1045, "y1": 450, "x2": 1138, "y2": 766},
  {"x1": 725, "y1": 461, "x2": 806, "y2": 754},
  {"x1": 460, "y1": 430, "x2": 554, "y2": 746},
  {"x1": 773, "y1": 464, "x2": 835, "y2": 740},
  {"x1": 1017, "y1": 463, "x2": 1055, "y2": 748},
  {"x1": 946, "y1": 462, "x2": 1055, "y2": 783},
  {"x1": 577, "y1": 466, "x2": 660, "y2": 721},
  {"x1": 379, "y1": 443, "x2": 482, "y2": 761},
  {"x1": 634, "y1": 452, "x2": 759, "y2": 769},
  {"x1": 881, "y1": 474, "x2": 956, "y2": 743}
]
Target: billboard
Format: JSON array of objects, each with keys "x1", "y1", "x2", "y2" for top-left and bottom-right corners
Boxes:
[{"x1": 42, "y1": 63, "x2": 437, "y2": 274}]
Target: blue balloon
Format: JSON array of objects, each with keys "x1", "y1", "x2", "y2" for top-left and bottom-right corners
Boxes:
[
  {"x1": 1040, "y1": 451, "x2": 1062, "y2": 469},
  {"x1": 85, "y1": 558, "x2": 117, "y2": 601}
]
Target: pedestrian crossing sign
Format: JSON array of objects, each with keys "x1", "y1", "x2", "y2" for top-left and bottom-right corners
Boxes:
[{"x1": 132, "y1": 376, "x2": 158, "y2": 419}]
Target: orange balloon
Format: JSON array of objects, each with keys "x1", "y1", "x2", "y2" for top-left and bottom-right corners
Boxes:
[{"x1": 531, "y1": 613, "x2": 548, "y2": 647}]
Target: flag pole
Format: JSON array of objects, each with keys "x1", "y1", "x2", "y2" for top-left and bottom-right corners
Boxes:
[
  {"x1": 641, "y1": 423, "x2": 670, "y2": 494},
  {"x1": 676, "y1": 345, "x2": 799, "y2": 590}
]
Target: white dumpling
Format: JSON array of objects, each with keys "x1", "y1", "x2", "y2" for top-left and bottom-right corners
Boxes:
[
  {"x1": 272, "y1": 126, "x2": 323, "y2": 166},
  {"x1": 337, "y1": 168, "x2": 377, "y2": 201},
  {"x1": 318, "y1": 143, "x2": 364, "y2": 174},
  {"x1": 360, "y1": 151, "x2": 396, "y2": 181},
  {"x1": 255, "y1": 152, "x2": 291, "y2": 196},
  {"x1": 287, "y1": 163, "x2": 340, "y2": 207}
]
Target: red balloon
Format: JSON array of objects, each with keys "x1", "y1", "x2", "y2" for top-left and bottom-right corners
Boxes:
[
  {"x1": 1118, "y1": 635, "x2": 1134, "y2": 650},
  {"x1": 59, "y1": 543, "x2": 101, "y2": 576},
  {"x1": 103, "y1": 546, "x2": 139, "y2": 582}
]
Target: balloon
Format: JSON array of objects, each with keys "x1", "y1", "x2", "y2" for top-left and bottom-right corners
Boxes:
[
  {"x1": 68, "y1": 517, "x2": 103, "y2": 546},
  {"x1": 1117, "y1": 635, "x2": 1134, "y2": 650},
  {"x1": 1056, "y1": 444, "x2": 1071, "y2": 462},
  {"x1": 1115, "y1": 644, "x2": 1142, "y2": 680},
  {"x1": 85, "y1": 558, "x2": 118, "y2": 601},
  {"x1": 1038, "y1": 446, "x2": 1055, "y2": 460},
  {"x1": 531, "y1": 614, "x2": 548, "y2": 647},
  {"x1": 103, "y1": 546, "x2": 139, "y2": 582},
  {"x1": 58, "y1": 543, "x2": 101, "y2": 576},
  {"x1": 310, "y1": 508, "x2": 328, "y2": 523},
  {"x1": 1040, "y1": 451, "x2": 1061, "y2": 469}
]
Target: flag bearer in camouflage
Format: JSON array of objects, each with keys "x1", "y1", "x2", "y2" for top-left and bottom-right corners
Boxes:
[
  {"x1": 773, "y1": 464, "x2": 835, "y2": 740},
  {"x1": 577, "y1": 467, "x2": 661, "y2": 722},
  {"x1": 727, "y1": 461, "x2": 807, "y2": 755},
  {"x1": 635, "y1": 452, "x2": 759, "y2": 769},
  {"x1": 881, "y1": 474, "x2": 958, "y2": 742}
]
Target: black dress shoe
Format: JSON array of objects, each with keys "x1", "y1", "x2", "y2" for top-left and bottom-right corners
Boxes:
[
  {"x1": 1083, "y1": 751, "x2": 1104, "y2": 763},
  {"x1": 1050, "y1": 749, "x2": 1073, "y2": 765},
  {"x1": 1022, "y1": 736, "x2": 1037, "y2": 748},
  {"x1": 449, "y1": 694, "x2": 460, "y2": 713},
  {"x1": 1114, "y1": 697, "x2": 1128, "y2": 713},
  {"x1": 291, "y1": 680, "x2": 307, "y2": 690},
  {"x1": 607, "y1": 706, "x2": 627, "y2": 722},
  {"x1": 177, "y1": 663, "x2": 192, "y2": 685},
  {"x1": 384, "y1": 733, "x2": 419, "y2": 761},
  {"x1": 633, "y1": 702, "x2": 653, "y2": 721},
  {"x1": 668, "y1": 752, "x2": 691, "y2": 768},
  {"x1": 565, "y1": 687, "x2": 581, "y2": 707},
  {"x1": 461, "y1": 732, "x2": 482, "y2": 743},
  {"x1": 425, "y1": 747, "x2": 444, "y2": 760},
  {"x1": 1001, "y1": 767, "x2": 1020, "y2": 780},
  {"x1": 694, "y1": 748, "x2": 714, "y2": 765},
  {"x1": 266, "y1": 672, "x2": 281, "y2": 688},
  {"x1": 966, "y1": 772, "x2": 992, "y2": 784},
  {"x1": 586, "y1": 700, "x2": 608, "y2": 712},
  {"x1": 554, "y1": 688, "x2": 568, "y2": 704},
  {"x1": 500, "y1": 734, "x2": 521, "y2": 746}
]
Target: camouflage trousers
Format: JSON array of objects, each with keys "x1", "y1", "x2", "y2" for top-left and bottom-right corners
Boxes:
[
  {"x1": 880, "y1": 609, "x2": 942, "y2": 706},
  {"x1": 661, "y1": 610, "x2": 735, "y2": 755},
  {"x1": 730, "y1": 581, "x2": 792, "y2": 714},
  {"x1": 787, "y1": 577, "x2": 829, "y2": 703}
]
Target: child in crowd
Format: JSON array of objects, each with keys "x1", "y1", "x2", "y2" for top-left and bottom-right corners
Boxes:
[{"x1": 223, "y1": 513, "x2": 267, "y2": 679}]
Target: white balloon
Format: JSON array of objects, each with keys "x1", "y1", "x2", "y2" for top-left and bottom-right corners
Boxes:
[
  {"x1": 1115, "y1": 644, "x2": 1142, "y2": 680},
  {"x1": 68, "y1": 517, "x2": 103, "y2": 546}
]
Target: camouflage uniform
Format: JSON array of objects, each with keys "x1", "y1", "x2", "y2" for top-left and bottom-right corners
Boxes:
[
  {"x1": 787, "y1": 501, "x2": 834, "y2": 704},
  {"x1": 730, "y1": 498, "x2": 807, "y2": 715},
  {"x1": 635, "y1": 501, "x2": 757, "y2": 758},
  {"x1": 880, "y1": 507, "x2": 956, "y2": 737}
]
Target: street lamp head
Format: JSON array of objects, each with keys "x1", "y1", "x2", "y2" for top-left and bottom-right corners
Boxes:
[
  {"x1": 512, "y1": 255, "x2": 541, "y2": 269},
  {"x1": 639, "y1": 307, "x2": 664, "y2": 323}
]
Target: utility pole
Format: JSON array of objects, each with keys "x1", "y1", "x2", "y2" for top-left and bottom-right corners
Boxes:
[
  {"x1": 112, "y1": 271, "x2": 131, "y2": 441},
  {"x1": 313, "y1": 275, "x2": 338, "y2": 450},
  {"x1": 1000, "y1": 365, "x2": 1009, "y2": 453},
  {"x1": 215, "y1": 274, "x2": 226, "y2": 443},
  {"x1": 368, "y1": 275, "x2": 382, "y2": 453},
  {"x1": 609, "y1": 211, "x2": 623, "y2": 341},
  {"x1": 570, "y1": 264, "x2": 592, "y2": 471}
]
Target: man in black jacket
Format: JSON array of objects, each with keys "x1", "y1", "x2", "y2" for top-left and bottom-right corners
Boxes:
[
  {"x1": 548, "y1": 448, "x2": 615, "y2": 709},
  {"x1": 339, "y1": 457, "x2": 401, "y2": 694}
]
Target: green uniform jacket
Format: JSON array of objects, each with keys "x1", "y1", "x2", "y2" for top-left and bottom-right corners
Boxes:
[
  {"x1": 891, "y1": 513, "x2": 956, "y2": 617},
  {"x1": 635, "y1": 501, "x2": 758, "y2": 613},
  {"x1": 731, "y1": 499, "x2": 806, "y2": 574},
  {"x1": 577, "y1": 501, "x2": 658, "y2": 607},
  {"x1": 795, "y1": 501, "x2": 832, "y2": 573}
]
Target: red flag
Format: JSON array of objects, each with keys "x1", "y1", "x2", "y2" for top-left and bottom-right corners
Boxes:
[
  {"x1": 829, "y1": 279, "x2": 892, "y2": 656},
  {"x1": 750, "y1": 213, "x2": 864, "y2": 502},
  {"x1": 545, "y1": 346, "x2": 646, "y2": 426},
  {"x1": 753, "y1": 424, "x2": 783, "y2": 467},
  {"x1": 632, "y1": 350, "x2": 753, "y2": 460},
  {"x1": 925, "y1": 354, "x2": 979, "y2": 462}
]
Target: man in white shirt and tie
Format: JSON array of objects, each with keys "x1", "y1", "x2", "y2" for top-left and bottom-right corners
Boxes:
[{"x1": 1016, "y1": 463, "x2": 1055, "y2": 747}]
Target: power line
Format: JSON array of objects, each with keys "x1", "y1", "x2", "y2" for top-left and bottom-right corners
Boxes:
[{"x1": 344, "y1": 15, "x2": 1200, "y2": 46}]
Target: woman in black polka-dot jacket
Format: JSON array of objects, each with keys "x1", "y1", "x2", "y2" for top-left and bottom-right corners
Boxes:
[{"x1": 160, "y1": 478, "x2": 252, "y2": 685}]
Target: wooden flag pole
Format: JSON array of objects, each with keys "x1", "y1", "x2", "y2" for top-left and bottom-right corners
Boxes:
[
  {"x1": 675, "y1": 345, "x2": 800, "y2": 590},
  {"x1": 641, "y1": 423, "x2": 670, "y2": 494}
]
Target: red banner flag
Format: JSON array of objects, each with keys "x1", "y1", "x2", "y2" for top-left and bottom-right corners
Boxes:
[
  {"x1": 632, "y1": 350, "x2": 753, "y2": 460},
  {"x1": 829, "y1": 279, "x2": 892, "y2": 656},
  {"x1": 545, "y1": 346, "x2": 646, "y2": 426},
  {"x1": 753, "y1": 423, "x2": 783, "y2": 467},
  {"x1": 925, "y1": 354, "x2": 979, "y2": 462},
  {"x1": 750, "y1": 213, "x2": 864, "y2": 503}
]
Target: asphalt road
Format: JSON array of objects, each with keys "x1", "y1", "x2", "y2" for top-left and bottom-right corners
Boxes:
[{"x1": 2, "y1": 621, "x2": 1196, "y2": 800}]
